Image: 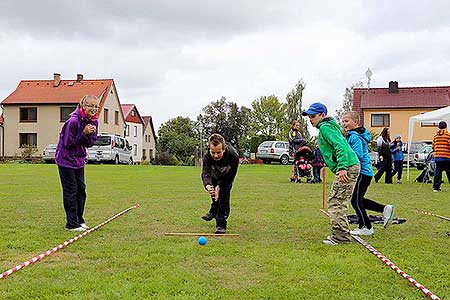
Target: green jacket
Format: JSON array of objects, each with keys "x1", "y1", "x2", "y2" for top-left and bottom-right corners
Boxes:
[{"x1": 317, "y1": 117, "x2": 359, "y2": 174}]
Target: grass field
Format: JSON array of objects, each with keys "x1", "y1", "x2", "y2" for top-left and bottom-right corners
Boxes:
[{"x1": 0, "y1": 164, "x2": 448, "y2": 299}]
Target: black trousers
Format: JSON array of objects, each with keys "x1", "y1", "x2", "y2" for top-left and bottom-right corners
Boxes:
[
  {"x1": 58, "y1": 166, "x2": 87, "y2": 229},
  {"x1": 433, "y1": 160, "x2": 450, "y2": 190},
  {"x1": 208, "y1": 182, "x2": 232, "y2": 228},
  {"x1": 391, "y1": 160, "x2": 403, "y2": 180},
  {"x1": 351, "y1": 174, "x2": 385, "y2": 229},
  {"x1": 374, "y1": 158, "x2": 393, "y2": 183}
]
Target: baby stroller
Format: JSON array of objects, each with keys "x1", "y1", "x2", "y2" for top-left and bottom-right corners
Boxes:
[
  {"x1": 290, "y1": 146, "x2": 313, "y2": 183},
  {"x1": 415, "y1": 152, "x2": 435, "y2": 184}
]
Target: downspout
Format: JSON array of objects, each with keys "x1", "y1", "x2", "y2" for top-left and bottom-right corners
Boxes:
[{"x1": 0, "y1": 123, "x2": 4, "y2": 161}]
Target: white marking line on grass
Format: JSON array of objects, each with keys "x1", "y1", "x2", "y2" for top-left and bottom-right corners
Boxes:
[
  {"x1": 319, "y1": 209, "x2": 441, "y2": 300},
  {"x1": 0, "y1": 204, "x2": 140, "y2": 280}
]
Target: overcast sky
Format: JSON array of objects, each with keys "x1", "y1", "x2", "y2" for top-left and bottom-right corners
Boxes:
[{"x1": 1, "y1": 1, "x2": 450, "y2": 131}]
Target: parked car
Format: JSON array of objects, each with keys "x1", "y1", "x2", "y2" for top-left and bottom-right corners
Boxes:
[
  {"x1": 368, "y1": 151, "x2": 379, "y2": 166},
  {"x1": 42, "y1": 144, "x2": 57, "y2": 163},
  {"x1": 414, "y1": 144, "x2": 433, "y2": 170},
  {"x1": 256, "y1": 141, "x2": 293, "y2": 165},
  {"x1": 403, "y1": 141, "x2": 432, "y2": 166},
  {"x1": 87, "y1": 135, "x2": 133, "y2": 164}
]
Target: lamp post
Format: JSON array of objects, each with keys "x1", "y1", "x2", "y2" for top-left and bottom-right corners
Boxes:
[{"x1": 365, "y1": 68, "x2": 372, "y2": 90}]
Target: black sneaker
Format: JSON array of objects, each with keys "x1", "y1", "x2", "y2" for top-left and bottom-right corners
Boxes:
[
  {"x1": 201, "y1": 212, "x2": 215, "y2": 221},
  {"x1": 215, "y1": 227, "x2": 226, "y2": 234}
]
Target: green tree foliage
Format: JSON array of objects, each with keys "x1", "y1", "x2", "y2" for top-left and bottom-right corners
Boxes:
[
  {"x1": 157, "y1": 116, "x2": 197, "y2": 164},
  {"x1": 198, "y1": 97, "x2": 251, "y2": 155},
  {"x1": 285, "y1": 79, "x2": 309, "y2": 140},
  {"x1": 250, "y1": 95, "x2": 286, "y2": 139},
  {"x1": 335, "y1": 81, "x2": 363, "y2": 124}
]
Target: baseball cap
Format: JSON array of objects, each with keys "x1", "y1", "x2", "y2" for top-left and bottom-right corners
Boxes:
[{"x1": 302, "y1": 102, "x2": 328, "y2": 116}]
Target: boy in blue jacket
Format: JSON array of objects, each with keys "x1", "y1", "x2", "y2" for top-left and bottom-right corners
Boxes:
[{"x1": 342, "y1": 111, "x2": 395, "y2": 235}]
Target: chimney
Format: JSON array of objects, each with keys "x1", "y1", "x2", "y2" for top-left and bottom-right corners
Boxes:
[
  {"x1": 53, "y1": 73, "x2": 61, "y2": 87},
  {"x1": 77, "y1": 74, "x2": 83, "y2": 82},
  {"x1": 388, "y1": 81, "x2": 399, "y2": 93}
]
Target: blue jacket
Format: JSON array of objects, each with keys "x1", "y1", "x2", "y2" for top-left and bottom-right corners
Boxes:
[
  {"x1": 55, "y1": 105, "x2": 98, "y2": 169},
  {"x1": 390, "y1": 141, "x2": 404, "y2": 161},
  {"x1": 346, "y1": 127, "x2": 373, "y2": 176}
]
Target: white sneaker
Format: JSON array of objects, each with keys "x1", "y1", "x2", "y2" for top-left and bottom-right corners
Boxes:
[
  {"x1": 350, "y1": 227, "x2": 374, "y2": 236},
  {"x1": 80, "y1": 223, "x2": 89, "y2": 230},
  {"x1": 65, "y1": 227, "x2": 86, "y2": 232},
  {"x1": 322, "y1": 236, "x2": 339, "y2": 245},
  {"x1": 383, "y1": 205, "x2": 395, "y2": 228}
]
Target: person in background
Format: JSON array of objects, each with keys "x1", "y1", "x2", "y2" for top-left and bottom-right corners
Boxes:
[
  {"x1": 311, "y1": 140, "x2": 325, "y2": 183},
  {"x1": 55, "y1": 95, "x2": 99, "y2": 232},
  {"x1": 374, "y1": 127, "x2": 393, "y2": 184},
  {"x1": 432, "y1": 121, "x2": 450, "y2": 192},
  {"x1": 390, "y1": 134, "x2": 404, "y2": 184}
]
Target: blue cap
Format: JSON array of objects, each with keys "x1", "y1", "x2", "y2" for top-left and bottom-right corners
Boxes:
[{"x1": 302, "y1": 102, "x2": 328, "y2": 116}]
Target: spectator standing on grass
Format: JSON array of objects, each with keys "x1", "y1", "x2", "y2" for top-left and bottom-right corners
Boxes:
[
  {"x1": 201, "y1": 134, "x2": 239, "y2": 234},
  {"x1": 342, "y1": 111, "x2": 395, "y2": 236},
  {"x1": 432, "y1": 121, "x2": 450, "y2": 192},
  {"x1": 302, "y1": 103, "x2": 360, "y2": 245},
  {"x1": 55, "y1": 95, "x2": 99, "y2": 232},
  {"x1": 374, "y1": 127, "x2": 393, "y2": 184},
  {"x1": 390, "y1": 134, "x2": 404, "y2": 184}
]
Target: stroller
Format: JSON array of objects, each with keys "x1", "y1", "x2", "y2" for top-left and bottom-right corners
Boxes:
[
  {"x1": 415, "y1": 152, "x2": 435, "y2": 183},
  {"x1": 290, "y1": 146, "x2": 313, "y2": 183}
]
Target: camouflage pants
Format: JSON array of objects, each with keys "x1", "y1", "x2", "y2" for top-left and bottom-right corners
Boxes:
[{"x1": 328, "y1": 164, "x2": 360, "y2": 242}]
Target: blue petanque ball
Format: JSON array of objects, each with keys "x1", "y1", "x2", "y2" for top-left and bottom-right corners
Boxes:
[{"x1": 198, "y1": 236, "x2": 207, "y2": 246}]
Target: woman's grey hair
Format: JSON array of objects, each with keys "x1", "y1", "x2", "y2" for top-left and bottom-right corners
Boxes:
[{"x1": 80, "y1": 95, "x2": 99, "y2": 105}]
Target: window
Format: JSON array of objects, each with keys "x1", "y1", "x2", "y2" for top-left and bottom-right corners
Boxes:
[
  {"x1": 145, "y1": 135, "x2": 147, "y2": 143},
  {"x1": 125, "y1": 125, "x2": 130, "y2": 136},
  {"x1": 134, "y1": 144, "x2": 137, "y2": 156},
  {"x1": 60, "y1": 106, "x2": 77, "y2": 122},
  {"x1": 134, "y1": 126, "x2": 137, "y2": 137},
  {"x1": 115, "y1": 111, "x2": 119, "y2": 125},
  {"x1": 104, "y1": 108, "x2": 109, "y2": 124},
  {"x1": 419, "y1": 112, "x2": 438, "y2": 127},
  {"x1": 371, "y1": 114, "x2": 390, "y2": 127},
  {"x1": 149, "y1": 149, "x2": 153, "y2": 158},
  {"x1": 143, "y1": 149, "x2": 147, "y2": 160},
  {"x1": 20, "y1": 107, "x2": 37, "y2": 122},
  {"x1": 19, "y1": 133, "x2": 37, "y2": 147},
  {"x1": 131, "y1": 110, "x2": 135, "y2": 116}
]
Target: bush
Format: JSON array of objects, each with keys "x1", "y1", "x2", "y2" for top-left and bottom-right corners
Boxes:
[
  {"x1": 20, "y1": 144, "x2": 38, "y2": 161},
  {"x1": 155, "y1": 151, "x2": 179, "y2": 165}
]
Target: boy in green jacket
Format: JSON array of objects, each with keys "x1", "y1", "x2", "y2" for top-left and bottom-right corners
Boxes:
[{"x1": 302, "y1": 103, "x2": 360, "y2": 245}]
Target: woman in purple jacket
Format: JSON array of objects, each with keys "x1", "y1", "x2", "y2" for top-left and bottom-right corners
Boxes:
[{"x1": 55, "y1": 95, "x2": 99, "y2": 232}]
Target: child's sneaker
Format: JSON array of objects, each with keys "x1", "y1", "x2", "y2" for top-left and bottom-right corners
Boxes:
[
  {"x1": 350, "y1": 227, "x2": 374, "y2": 236},
  {"x1": 383, "y1": 205, "x2": 395, "y2": 228}
]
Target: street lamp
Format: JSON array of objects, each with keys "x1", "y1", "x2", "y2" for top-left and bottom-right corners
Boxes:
[{"x1": 365, "y1": 68, "x2": 372, "y2": 89}]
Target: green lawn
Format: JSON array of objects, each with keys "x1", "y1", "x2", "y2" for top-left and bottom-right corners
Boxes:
[{"x1": 0, "y1": 164, "x2": 448, "y2": 299}]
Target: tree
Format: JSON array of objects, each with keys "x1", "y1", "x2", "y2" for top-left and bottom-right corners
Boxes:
[
  {"x1": 335, "y1": 81, "x2": 363, "y2": 124},
  {"x1": 250, "y1": 95, "x2": 286, "y2": 138},
  {"x1": 157, "y1": 116, "x2": 198, "y2": 164},
  {"x1": 198, "y1": 97, "x2": 251, "y2": 155},
  {"x1": 285, "y1": 79, "x2": 309, "y2": 140}
]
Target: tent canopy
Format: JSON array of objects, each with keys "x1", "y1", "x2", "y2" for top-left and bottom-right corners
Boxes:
[{"x1": 407, "y1": 106, "x2": 450, "y2": 180}]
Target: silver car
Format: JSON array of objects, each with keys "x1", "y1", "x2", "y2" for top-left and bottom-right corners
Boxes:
[
  {"x1": 42, "y1": 144, "x2": 57, "y2": 163},
  {"x1": 256, "y1": 141, "x2": 293, "y2": 165},
  {"x1": 87, "y1": 135, "x2": 133, "y2": 164}
]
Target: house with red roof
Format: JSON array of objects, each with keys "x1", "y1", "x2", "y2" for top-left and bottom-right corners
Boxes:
[
  {"x1": 142, "y1": 115, "x2": 157, "y2": 161},
  {"x1": 121, "y1": 104, "x2": 145, "y2": 163},
  {"x1": 353, "y1": 81, "x2": 450, "y2": 142},
  {"x1": 1, "y1": 73, "x2": 126, "y2": 158}
]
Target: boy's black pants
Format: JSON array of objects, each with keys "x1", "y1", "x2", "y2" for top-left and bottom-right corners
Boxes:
[
  {"x1": 58, "y1": 166, "x2": 86, "y2": 229},
  {"x1": 351, "y1": 174, "x2": 385, "y2": 229},
  {"x1": 208, "y1": 182, "x2": 232, "y2": 229}
]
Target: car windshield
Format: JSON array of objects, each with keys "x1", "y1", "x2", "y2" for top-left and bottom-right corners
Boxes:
[
  {"x1": 259, "y1": 141, "x2": 273, "y2": 148},
  {"x1": 94, "y1": 136, "x2": 111, "y2": 146}
]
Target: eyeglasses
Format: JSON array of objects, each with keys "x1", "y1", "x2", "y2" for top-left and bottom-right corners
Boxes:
[{"x1": 84, "y1": 103, "x2": 99, "y2": 110}]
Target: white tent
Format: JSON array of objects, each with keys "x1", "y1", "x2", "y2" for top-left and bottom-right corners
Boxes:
[{"x1": 407, "y1": 106, "x2": 450, "y2": 180}]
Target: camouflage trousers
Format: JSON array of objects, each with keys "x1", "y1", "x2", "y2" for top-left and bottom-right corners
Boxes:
[{"x1": 327, "y1": 164, "x2": 360, "y2": 242}]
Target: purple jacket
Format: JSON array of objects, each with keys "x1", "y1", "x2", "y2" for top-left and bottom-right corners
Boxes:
[{"x1": 55, "y1": 105, "x2": 98, "y2": 169}]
